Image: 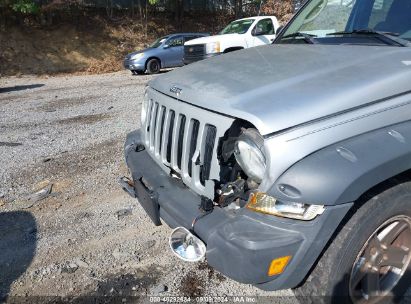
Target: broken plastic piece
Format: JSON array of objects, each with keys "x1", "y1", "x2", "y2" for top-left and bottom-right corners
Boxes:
[
  {"x1": 27, "y1": 184, "x2": 53, "y2": 203},
  {"x1": 118, "y1": 176, "x2": 136, "y2": 198}
]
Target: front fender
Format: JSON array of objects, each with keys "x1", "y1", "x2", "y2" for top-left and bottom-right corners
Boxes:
[
  {"x1": 220, "y1": 37, "x2": 247, "y2": 50},
  {"x1": 268, "y1": 120, "x2": 411, "y2": 205}
]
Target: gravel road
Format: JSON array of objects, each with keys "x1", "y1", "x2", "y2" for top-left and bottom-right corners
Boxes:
[{"x1": 0, "y1": 71, "x2": 296, "y2": 303}]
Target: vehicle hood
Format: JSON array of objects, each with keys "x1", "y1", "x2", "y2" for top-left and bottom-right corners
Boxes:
[
  {"x1": 127, "y1": 48, "x2": 153, "y2": 57},
  {"x1": 184, "y1": 34, "x2": 242, "y2": 45},
  {"x1": 149, "y1": 44, "x2": 411, "y2": 135}
]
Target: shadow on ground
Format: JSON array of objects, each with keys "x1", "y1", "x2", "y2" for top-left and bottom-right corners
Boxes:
[
  {"x1": 0, "y1": 211, "x2": 37, "y2": 302},
  {"x1": 0, "y1": 84, "x2": 45, "y2": 93}
]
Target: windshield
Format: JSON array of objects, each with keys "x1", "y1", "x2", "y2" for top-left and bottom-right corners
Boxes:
[
  {"x1": 279, "y1": 0, "x2": 411, "y2": 44},
  {"x1": 149, "y1": 36, "x2": 168, "y2": 48},
  {"x1": 220, "y1": 19, "x2": 255, "y2": 34}
]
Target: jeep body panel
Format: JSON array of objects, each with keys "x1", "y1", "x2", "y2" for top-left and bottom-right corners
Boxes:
[
  {"x1": 124, "y1": 0, "x2": 411, "y2": 292},
  {"x1": 150, "y1": 44, "x2": 411, "y2": 136},
  {"x1": 268, "y1": 120, "x2": 411, "y2": 205}
]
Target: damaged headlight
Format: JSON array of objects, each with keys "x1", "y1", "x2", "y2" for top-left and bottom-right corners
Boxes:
[
  {"x1": 247, "y1": 192, "x2": 325, "y2": 221},
  {"x1": 234, "y1": 128, "x2": 266, "y2": 183}
]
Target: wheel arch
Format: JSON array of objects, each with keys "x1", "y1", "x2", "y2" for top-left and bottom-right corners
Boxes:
[
  {"x1": 223, "y1": 46, "x2": 244, "y2": 53},
  {"x1": 145, "y1": 56, "x2": 162, "y2": 69},
  {"x1": 268, "y1": 120, "x2": 411, "y2": 206},
  {"x1": 268, "y1": 120, "x2": 411, "y2": 288},
  {"x1": 292, "y1": 169, "x2": 411, "y2": 290}
]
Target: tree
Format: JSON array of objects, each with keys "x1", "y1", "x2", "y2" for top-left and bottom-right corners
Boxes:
[
  {"x1": 261, "y1": 0, "x2": 293, "y2": 23},
  {"x1": 6, "y1": 0, "x2": 39, "y2": 14}
]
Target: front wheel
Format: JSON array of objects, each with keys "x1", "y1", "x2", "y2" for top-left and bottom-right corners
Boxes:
[
  {"x1": 146, "y1": 58, "x2": 160, "y2": 74},
  {"x1": 132, "y1": 70, "x2": 145, "y2": 75},
  {"x1": 295, "y1": 180, "x2": 411, "y2": 304}
]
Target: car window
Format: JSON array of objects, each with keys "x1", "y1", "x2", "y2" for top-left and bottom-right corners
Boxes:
[
  {"x1": 220, "y1": 19, "x2": 255, "y2": 34},
  {"x1": 369, "y1": 0, "x2": 408, "y2": 32},
  {"x1": 149, "y1": 36, "x2": 168, "y2": 48},
  {"x1": 253, "y1": 18, "x2": 275, "y2": 35},
  {"x1": 167, "y1": 36, "x2": 184, "y2": 47},
  {"x1": 280, "y1": 0, "x2": 411, "y2": 42},
  {"x1": 369, "y1": 0, "x2": 394, "y2": 28},
  {"x1": 290, "y1": 0, "x2": 355, "y2": 36}
]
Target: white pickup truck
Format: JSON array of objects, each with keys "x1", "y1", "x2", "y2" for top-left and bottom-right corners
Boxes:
[{"x1": 183, "y1": 16, "x2": 280, "y2": 64}]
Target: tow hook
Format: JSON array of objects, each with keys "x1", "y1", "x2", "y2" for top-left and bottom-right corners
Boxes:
[{"x1": 118, "y1": 176, "x2": 136, "y2": 198}]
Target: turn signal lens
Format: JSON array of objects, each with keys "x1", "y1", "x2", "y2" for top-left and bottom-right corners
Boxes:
[
  {"x1": 268, "y1": 256, "x2": 291, "y2": 276},
  {"x1": 247, "y1": 192, "x2": 325, "y2": 221}
]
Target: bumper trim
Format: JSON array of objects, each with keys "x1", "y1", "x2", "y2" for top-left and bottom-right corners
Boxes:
[
  {"x1": 183, "y1": 53, "x2": 220, "y2": 64},
  {"x1": 123, "y1": 59, "x2": 145, "y2": 71}
]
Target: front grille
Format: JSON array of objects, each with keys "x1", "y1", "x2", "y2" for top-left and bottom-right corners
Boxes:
[
  {"x1": 144, "y1": 100, "x2": 216, "y2": 185},
  {"x1": 142, "y1": 89, "x2": 234, "y2": 198},
  {"x1": 184, "y1": 44, "x2": 206, "y2": 59}
]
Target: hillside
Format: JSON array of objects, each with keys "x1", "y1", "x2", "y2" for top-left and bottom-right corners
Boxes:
[{"x1": 0, "y1": 13, "x2": 241, "y2": 76}]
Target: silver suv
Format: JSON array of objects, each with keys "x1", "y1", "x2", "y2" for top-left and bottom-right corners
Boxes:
[{"x1": 123, "y1": 0, "x2": 411, "y2": 302}]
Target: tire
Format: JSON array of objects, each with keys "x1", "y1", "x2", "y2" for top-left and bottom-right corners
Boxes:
[
  {"x1": 295, "y1": 179, "x2": 411, "y2": 304},
  {"x1": 132, "y1": 70, "x2": 145, "y2": 75},
  {"x1": 146, "y1": 58, "x2": 160, "y2": 74}
]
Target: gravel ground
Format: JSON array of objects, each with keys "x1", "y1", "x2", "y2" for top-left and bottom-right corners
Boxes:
[{"x1": 0, "y1": 71, "x2": 297, "y2": 303}]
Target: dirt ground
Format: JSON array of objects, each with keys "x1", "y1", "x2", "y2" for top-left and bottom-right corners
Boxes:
[{"x1": 0, "y1": 71, "x2": 297, "y2": 303}]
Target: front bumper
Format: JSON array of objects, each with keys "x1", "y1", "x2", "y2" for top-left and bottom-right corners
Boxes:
[
  {"x1": 125, "y1": 130, "x2": 353, "y2": 290},
  {"x1": 183, "y1": 53, "x2": 220, "y2": 65},
  {"x1": 123, "y1": 59, "x2": 145, "y2": 71}
]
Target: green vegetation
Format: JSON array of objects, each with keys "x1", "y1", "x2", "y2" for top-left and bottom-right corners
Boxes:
[{"x1": 0, "y1": 0, "x2": 39, "y2": 14}]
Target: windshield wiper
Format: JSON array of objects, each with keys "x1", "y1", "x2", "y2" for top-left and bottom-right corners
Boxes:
[
  {"x1": 327, "y1": 29, "x2": 409, "y2": 47},
  {"x1": 281, "y1": 32, "x2": 318, "y2": 44}
]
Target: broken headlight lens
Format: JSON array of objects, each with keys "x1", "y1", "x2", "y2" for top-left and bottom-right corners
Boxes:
[
  {"x1": 234, "y1": 128, "x2": 266, "y2": 183},
  {"x1": 247, "y1": 192, "x2": 325, "y2": 221}
]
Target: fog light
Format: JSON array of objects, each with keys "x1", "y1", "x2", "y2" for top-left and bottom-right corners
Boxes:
[
  {"x1": 169, "y1": 227, "x2": 206, "y2": 262},
  {"x1": 268, "y1": 256, "x2": 291, "y2": 276}
]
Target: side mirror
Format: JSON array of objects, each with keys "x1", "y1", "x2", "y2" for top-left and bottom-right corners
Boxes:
[
  {"x1": 276, "y1": 25, "x2": 284, "y2": 35},
  {"x1": 163, "y1": 44, "x2": 170, "y2": 49},
  {"x1": 253, "y1": 27, "x2": 267, "y2": 36}
]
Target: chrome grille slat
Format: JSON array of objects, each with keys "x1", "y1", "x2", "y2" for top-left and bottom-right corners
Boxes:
[
  {"x1": 166, "y1": 111, "x2": 175, "y2": 163},
  {"x1": 142, "y1": 88, "x2": 234, "y2": 198},
  {"x1": 181, "y1": 117, "x2": 193, "y2": 182},
  {"x1": 144, "y1": 99, "x2": 153, "y2": 147},
  {"x1": 154, "y1": 106, "x2": 165, "y2": 156},
  {"x1": 191, "y1": 122, "x2": 206, "y2": 187},
  {"x1": 170, "y1": 113, "x2": 182, "y2": 172},
  {"x1": 148, "y1": 102, "x2": 158, "y2": 151},
  {"x1": 160, "y1": 109, "x2": 172, "y2": 164}
]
